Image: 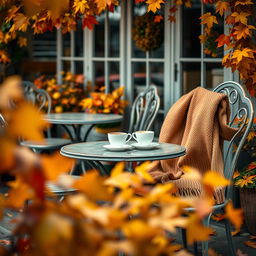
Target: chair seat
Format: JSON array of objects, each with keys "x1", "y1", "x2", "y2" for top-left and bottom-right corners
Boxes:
[
  {"x1": 20, "y1": 138, "x2": 71, "y2": 150},
  {"x1": 46, "y1": 175, "x2": 80, "y2": 195}
]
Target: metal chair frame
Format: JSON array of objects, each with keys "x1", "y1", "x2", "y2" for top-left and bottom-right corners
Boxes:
[
  {"x1": 182, "y1": 81, "x2": 254, "y2": 256},
  {"x1": 128, "y1": 85, "x2": 160, "y2": 133},
  {"x1": 20, "y1": 81, "x2": 70, "y2": 151}
]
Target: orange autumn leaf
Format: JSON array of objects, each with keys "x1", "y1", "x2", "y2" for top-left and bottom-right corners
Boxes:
[
  {"x1": 225, "y1": 201, "x2": 243, "y2": 230},
  {"x1": 41, "y1": 151, "x2": 75, "y2": 181},
  {"x1": 231, "y1": 12, "x2": 250, "y2": 25},
  {"x1": 200, "y1": 12, "x2": 218, "y2": 29},
  {"x1": 73, "y1": 171, "x2": 111, "y2": 201},
  {"x1": 0, "y1": 76, "x2": 23, "y2": 108},
  {"x1": 215, "y1": 34, "x2": 230, "y2": 48},
  {"x1": 202, "y1": 171, "x2": 230, "y2": 188},
  {"x1": 83, "y1": 15, "x2": 99, "y2": 30},
  {"x1": 146, "y1": 0, "x2": 164, "y2": 13},
  {"x1": 233, "y1": 24, "x2": 256, "y2": 40},
  {"x1": 235, "y1": 0, "x2": 253, "y2": 6},
  {"x1": 231, "y1": 48, "x2": 253, "y2": 64},
  {"x1": 154, "y1": 15, "x2": 163, "y2": 23},
  {"x1": 6, "y1": 177, "x2": 34, "y2": 208},
  {"x1": 216, "y1": 1, "x2": 229, "y2": 16},
  {"x1": 18, "y1": 37, "x2": 27, "y2": 47},
  {"x1": 186, "y1": 214, "x2": 213, "y2": 244},
  {"x1": 8, "y1": 102, "x2": 49, "y2": 141},
  {"x1": 12, "y1": 13, "x2": 30, "y2": 32}
]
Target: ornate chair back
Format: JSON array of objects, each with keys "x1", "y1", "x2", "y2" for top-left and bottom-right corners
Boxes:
[
  {"x1": 22, "y1": 81, "x2": 52, "y2": 114},
  {"x1": 128, "y1": 85, "x2": 160, "y2": 133},
  {"x1": 213, "y1": 81, "x2": 254, "y2": 200}
]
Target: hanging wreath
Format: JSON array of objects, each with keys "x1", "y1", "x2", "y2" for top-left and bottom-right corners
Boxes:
[{"x1": 132, "y1": 13, "x2": 164, "y2": 52}]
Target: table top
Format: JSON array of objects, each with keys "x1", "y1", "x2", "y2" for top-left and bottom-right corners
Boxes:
[
  {"x1": 60, "y1": 141, "x2": 186, "y2": 162},
  {"x1": 45, "y1": 113, "x2": 123, "y2": 125}
]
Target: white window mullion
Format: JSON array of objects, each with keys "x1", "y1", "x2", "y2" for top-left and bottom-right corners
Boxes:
[
  {"x1": 146, "y1": 51, "x2": 150, "y2": 87},
  {"x1": 70, "y1": 31, "x2": 75, "y2": 73},
  {"x1": 164, "y1": 0, "x2": 172, "y2": 114},
  {"x1": 120, "y1": 0, "x2": 127, "y2": 88},
  {"x1": 126, "y1": 0, "x2": 133, "y2": 103},
  {"x1": 104, "y1": 13, "x2": 109, "y2": 93},
  {"x1": 56, "y1": 29, "x2": 62, "y2": 84},
  {"x1": 200, "y1": 1, "x2": 206, "y2": 87}
]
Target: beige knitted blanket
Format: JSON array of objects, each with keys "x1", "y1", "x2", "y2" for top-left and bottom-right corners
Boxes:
[{"x1": 149, "y1": 87, "x2": 236, "y2": 204}]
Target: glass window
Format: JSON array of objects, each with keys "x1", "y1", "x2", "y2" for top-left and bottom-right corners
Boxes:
[
  {"x1": 109, "y1": 7, "x2": 120, "y2": 57},
  {"x1": 182, "y1": 62, "x2": 201, "y2": 93},
  {"x1": 62, "y1": 33, "x2": 71, "y2": 57},
  {"x1": 94, "y1": 13, "x2": 105, "y2": 57},
  {"x1": 74, "y1": 21, "x2": 83, "y2": 57}
]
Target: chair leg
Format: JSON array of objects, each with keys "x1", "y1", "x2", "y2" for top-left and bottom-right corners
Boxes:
[
  {"x1": 181, "y1": 228, "x2": 188, "y2": 249},
  {"x1": 201, "y1": 215, "x2": 211, "y2": 256},
  {"x1": 224, "y1": 219, "x2": 236, "y2": 256},
  {"x1": 193, "y1": 242, "x2": 199, "y2": 256}
]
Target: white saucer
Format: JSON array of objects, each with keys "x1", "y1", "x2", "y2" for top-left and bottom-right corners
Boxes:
[
  {"x1": 131, "y1": 142, "x2": 160, "y2": 150},
  {"x1": 103, "y1": 144, "x2": 133, "y2": 152}
]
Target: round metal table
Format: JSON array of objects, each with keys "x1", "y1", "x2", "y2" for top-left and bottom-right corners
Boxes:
[
  {"x1": 60, "y1": 141, "x2": 186, "y2": 175},
  {"x1": 45, "y1": 113, "x2": 123, "y2": 142}
]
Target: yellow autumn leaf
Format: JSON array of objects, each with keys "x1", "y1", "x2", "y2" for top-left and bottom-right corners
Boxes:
[
  {"x1": 73, "y1": 0, "x2": 89, "y2": 14},
  {"x1": 0, "y1": 76, "x2": 23, "y2": 109},
  {"x1": 146, "y1": 0, "x2": 165, "y2": 13},
  {"x1": 41, "y1": 151, "x2": 75, "y2": 181},
  {"x1": 6, "y1": 177, "x2": 34, "y2": 208},
  {"x1": 73, "y1": 171, "x2": 111, "y2": 201},
  {"x1": 202, "y1": 171, "x2": 230, "y2": 188},
  {"x1": 186, "y1": 214, "x2": 213, "y2": 244},
  {"x1": 234, "y1": 175, "x2": 256, "y2": 188},
  {"x1": 8, "y1": 102, "x2": 49, "y2": 141},
  {"x1": 225, "y1": 201, "x2": 243, "y2": 230},
  {"x1": 111, "y1": 162, "x2": 125, "y2": 177},
  {"x1": 200, "y1": 12, "x2": 218, "y2": 29},
  {"x1": 135, "y1": 161, "x2": 155, "y2": 183},
  {"x1": 216, "y1": 1, "x2": 229, "y2": 16},
  {"x1": 231, "y1": 12, "x2": 250, "y2": 25},
  {"x1": 182, "y1": 166, "x2": 202, "y2": 180},
  {"x1": 18, "y1": 37, "x2": 27, "y2": 47}
]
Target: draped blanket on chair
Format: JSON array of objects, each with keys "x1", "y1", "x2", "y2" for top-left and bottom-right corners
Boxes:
[{"x1": 149, "y1": 87, "x2": 236, "y2": 204}]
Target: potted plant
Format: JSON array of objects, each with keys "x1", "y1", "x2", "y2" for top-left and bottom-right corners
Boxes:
[
  {"x1": 234, "y1": 120, "x2": 256, "y2": 235},
  {"x1": 34, "y1": 72, "x2": 88, "y2": 113},
  {"x1": 79, "y1": 86, "x2": 128, "y2": 138}
]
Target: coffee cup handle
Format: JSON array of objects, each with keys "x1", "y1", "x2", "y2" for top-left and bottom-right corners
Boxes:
[
  {"x1": 132, "y1": 132, "x2": 138, "y2": 142},
  {"x1": 126, "y1": 133, "x2": 132, "y2": 142}
]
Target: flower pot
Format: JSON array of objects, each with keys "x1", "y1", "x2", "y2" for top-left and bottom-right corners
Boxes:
[{"x1": 239, "y1": 188, "x2": 256, "y2": 235}]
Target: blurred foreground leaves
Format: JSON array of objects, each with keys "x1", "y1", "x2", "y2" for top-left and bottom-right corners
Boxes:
[{"x1": 0, "y1": 76, "x2": 243, "y2": 255}]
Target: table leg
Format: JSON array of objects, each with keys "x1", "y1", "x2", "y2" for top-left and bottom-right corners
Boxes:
[{"x1": 83, "y1": 124, "x2": 95, "y2": 142}]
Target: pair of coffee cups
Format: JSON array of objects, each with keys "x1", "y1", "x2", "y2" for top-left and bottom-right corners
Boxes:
[{"x1": 108, "y1": 131, "x2": 154, "y2": 146}]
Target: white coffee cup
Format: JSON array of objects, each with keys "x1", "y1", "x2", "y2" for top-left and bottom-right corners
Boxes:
[
  {"x1": 108, "y1": 132, "x2": 132, "y2": 146},
  {"x1": 132, "y1": 131, "x2": 154, "y2": 145}
]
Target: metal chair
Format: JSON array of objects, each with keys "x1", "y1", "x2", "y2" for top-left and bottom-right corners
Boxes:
[
  {"x1": 181, "y1": 81, "x2": 254, "y2": 256},
  {"x1": 20, "y1": 81, "x2": 71, "y2": 151},
  {"x1": 128, "y1": 85, "x2": 160, "y2": 133}
]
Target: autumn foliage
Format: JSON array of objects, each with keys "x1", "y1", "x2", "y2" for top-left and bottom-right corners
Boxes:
[
  {"x1": 0, "y1": 76, "x2": 243, "y2": 255},
  {"x1": 0, "y1": 0, "x2": 256, "y2": 95}
]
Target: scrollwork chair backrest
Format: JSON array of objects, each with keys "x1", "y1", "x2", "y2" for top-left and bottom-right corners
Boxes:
[
  {"x1": 22, "y1": 81, "x2": 52, "y2": 114},
  {"x1": 213, "y1": 81, "x2": 254, "y2": 200},
  {"x1": 128, "y1": 85, "x2": 160, "y2": 133}
]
